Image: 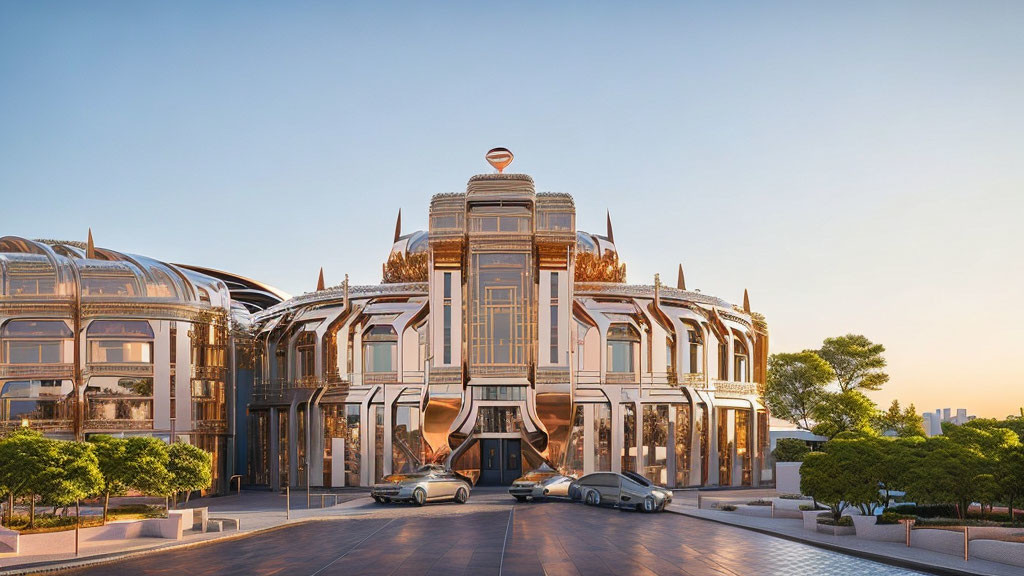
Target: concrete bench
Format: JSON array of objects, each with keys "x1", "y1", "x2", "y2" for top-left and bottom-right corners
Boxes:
[
  {"x1": 211, "y1": 517, "x2": 240, "y2": 531},
  {"x1": 0, "y1": 526, "x2": 18, "y2": 555},
  {"x1": 206, "y1": 520, "x2": 224, "y2": 533}
]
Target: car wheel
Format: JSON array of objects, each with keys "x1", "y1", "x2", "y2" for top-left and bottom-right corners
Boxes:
[
  {"x1": 657, "y1": 499, "x2": 666, "y2": 512},
  {"x1": 514, "y1": 495, "x2": 527, "y2": 502},
  {"x1": 455, "y1": 487, "x2": 469, "y2": 504},
  {"x1": 643, "y1": 496, "x2": 655, "y2": 513},
  {"x1": 382, "y1": 497, "x2": 391, "y2": 504},
  {"x1": 372, "y1": 495, "x2": 383, "y2": 504},
  {"x1": 585, "y1": 490, "x2": 600, "y2": 506},
  {"x1": 413, "y1": 488, "x2": 427, "y2": 506}
]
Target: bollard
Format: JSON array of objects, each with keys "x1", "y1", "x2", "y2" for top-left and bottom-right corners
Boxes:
[
  {"x1": 900, "y1": 519, "x2": 914, "y2": 547},
  {"x1": 75, "y1": 499, "x2": 80, "y2": 557},
  {"x1": 321, "y1": 494, "x2": 325, "y2": 508},
  {"x1": 286, "y1": 486, "x2": 290, "y2": 520},
  {"x1": 964, "y1": 526, "x2": 969, "y2": 561},
  {"x1": 696, "y1": 491, "x2": 702, "y2": 510},
  {"x1": 771, "y1": 500, "x2": 775, "y2": 518},
  {"x1": 307, "y1": 488, "x2": 310, "y2": 509}
]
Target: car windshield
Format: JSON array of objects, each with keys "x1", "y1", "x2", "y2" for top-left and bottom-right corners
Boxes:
[{"x1": 621, "y1": 471, "x2": 651, "y2": 487}]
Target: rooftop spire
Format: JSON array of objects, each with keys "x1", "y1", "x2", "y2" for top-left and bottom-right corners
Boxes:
[
  {"x1": 394, "y1": 209, "x2": 402, "y2": 243},
  {"x1": 605, "y1": 210, "x2": 615, "y2": 243},
  {"x1": 86, "y1": 228, "x2": 96, "y2": 259},
  {"x1": 316, "y1": 267, "x2": 325, "y2": 291},
  {"x1": 743, "y1": 289, "x2": 751, "y2": 313},
  {"x1": 677, "y1": 264, "x2": 686, "y2": 291}
]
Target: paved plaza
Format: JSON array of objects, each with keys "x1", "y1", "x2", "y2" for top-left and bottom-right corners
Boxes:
[{"x1": 51, "y1": 490, "x2": 930, "y2": 576}]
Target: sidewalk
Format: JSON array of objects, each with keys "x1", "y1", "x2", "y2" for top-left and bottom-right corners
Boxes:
[
  {"x1": 0, "y1": 489, "x2": 372, "y2": 575},
  {"x1": 666, "y1": 502, "x2": 1022, "y2": 576}
]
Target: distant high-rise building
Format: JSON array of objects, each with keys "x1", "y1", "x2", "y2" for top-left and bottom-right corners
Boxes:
[{"x1": 922, "y1": 408, "x2": 975, "y2": 437}]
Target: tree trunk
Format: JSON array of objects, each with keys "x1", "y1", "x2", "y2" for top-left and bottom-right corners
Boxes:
[
  {"x1": 29, "y1": 497, "x2": 35, "y2": 529},
  {"x1": 103, "y1": 492, "x2": 109, "y2": 525},
  {"x1": 7, "y1": 493, "x2": 12, "y2": 526},
  {"x1": 185, "y1": 491, "x2": 191, "y2": 503}
]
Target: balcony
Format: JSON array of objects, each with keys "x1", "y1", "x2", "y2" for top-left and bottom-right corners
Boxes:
[
  {"x1": 0, "y1": 419, "x2": 74, "y2": 433},
  {"x1": 84, "y1": 419, "x2": 154, "y2": 431},
  {"x1": 85, "y1": 363, "x2": 154, "y2": 378},
  {"x1": 712, "y1": 380, "x2": 759, "y2": 397},
  {"x1": 0, "y1": 363, "x2": 74, "y2": 380},
  {"x1": 677, "y1": 372, "x2": 707, "y2": 388},
  {"x1": 639, "y1": 372, "x2": 677, "y2": 386}
]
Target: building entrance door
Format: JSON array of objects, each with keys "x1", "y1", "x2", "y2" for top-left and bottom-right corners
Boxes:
[{"x1": 478, "y1": 438, "x2": 521, "y2": 485}]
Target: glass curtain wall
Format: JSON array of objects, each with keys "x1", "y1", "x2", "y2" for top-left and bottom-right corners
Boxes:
[
  {"x1": 622, "y1": 404, "x2": 636, "y2": 473},
  {"x1": 564, "y1": 405, "x2": 584, "y2": 477},
  {"x1": 642, "y1": 404, "x2": 669, "y2": 485},
  {"x1": 469, "y1": 253, "x2": 531, "y2": 367},
  {"x1": 594, "y1": 403, "x2": 611, "y2": 471},
  {"x1": 674, "y1": 404, "x2": 692, "y2": 487},
  {"x1": 392, "y1": 404, "x2": 424, "y2": 473}
]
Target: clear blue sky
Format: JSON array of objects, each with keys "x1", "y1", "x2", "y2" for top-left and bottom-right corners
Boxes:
[{"x1": 2, "y1": 1, "x2": 1022, "y2": 417}]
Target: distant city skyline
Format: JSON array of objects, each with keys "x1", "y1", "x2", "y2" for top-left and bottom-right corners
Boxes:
[{"x1": 1, "y1": 2, "x2": 1021, "y2": 417}]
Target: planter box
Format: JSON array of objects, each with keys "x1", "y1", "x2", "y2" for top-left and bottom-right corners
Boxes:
[
  {"x1": 771, "y1": 498, "x2": 810, "y2": 519},
  {"x1": 972, "y1": 539, "x2": 1024, "y2": 568},
  {"x1": 0, "y1": 526, "x2": 18, "y2": 554},
  {"x1": 852, "y1": 515, "x2": 905, "y2": 542},
  {"x1": 776, "y1": 462, "x2": 802, "y2": 495},
  {"x1": 735, "y1": 504, "x2": 773, "y2": 518},
  {"x1": 802, "y1": 510, "x2": 826, "y2": 531},
  {"x1": 816, "y1": 522, "x2": 856, "y2": 536},
  {"x1": 911, "y1": 528, "x2": 965, "y2": 556}
]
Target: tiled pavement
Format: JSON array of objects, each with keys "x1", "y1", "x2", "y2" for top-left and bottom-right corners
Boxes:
[{"x1": 50, "y1": 491, "x2": 934, "y2": 576}]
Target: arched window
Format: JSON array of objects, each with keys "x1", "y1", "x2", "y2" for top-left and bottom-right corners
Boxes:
[
  {"x1": 733, "y1": 338, "x2": 749, "y2": 383},
  {"x1": 606, "y1": 324, "x2": 639, "y2": 374},
  {"x1": 363, "y1": 326, "x2": 397, "y2": 373},
  {"x1": 1, "y1": 380, "x2": 73, "y2": 422},
  {"x1": 87, "y1": 320, "x2": 154, "y2": 363},
  {"x1": 2, "y1": 320, "x2": 71, "y2": 364},
  {"x1": 84, "y1": 376, "x2": 153, "y2": 422}
]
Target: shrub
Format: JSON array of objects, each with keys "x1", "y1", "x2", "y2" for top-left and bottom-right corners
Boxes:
[
  {"x1": 799, "y1": 504, "x2": 820, "y2": 511},
  {"x1": 817, "y1": 514, "x2": 853, "y2": 527},
  {"x1": 778, "y1": 493, "x2": 805, "y2": 500},
  {"x1": 719, "y1": 504, "x2": 737, "y2": 511},
  {"x1": 747, "y1": 499, "x2": 772, "y2": 506},
  {"x1": 891, "y1": 504, "x2": 956, "y2": 518},
  {"x1": 878, "y1": 511, "x2": 915, "y2": 525},
  {"x1": 772, "y1": 438, "x2": 810, "y2": 463}
]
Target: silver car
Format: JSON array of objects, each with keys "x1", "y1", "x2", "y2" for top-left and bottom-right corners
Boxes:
[
  {"x1": 371, "y1": 465, "x2": 472, "y2": 506},
  {"x1": 508, "y1": 463, "x2": 575, "y2": 502},
  {"x1": 569, "y1": 471, "x2": 673, "y2": 512}
]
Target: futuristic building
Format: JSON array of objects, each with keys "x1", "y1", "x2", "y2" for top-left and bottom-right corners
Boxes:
[
  {"x1": 0, "y1": 150, "x2": 770, "y2": 493},
  {"x1": 244, "y1": 153, "x2": 770, "y2": 490},
  {"x1": 0, "y1": 234, "x2": 286, "y2": 494}
]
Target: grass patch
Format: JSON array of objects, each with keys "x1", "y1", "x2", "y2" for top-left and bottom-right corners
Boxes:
[
  {"x1": 777, "y1": 493, "x2": 805, "y2": 500},
  {"x1": 746, "y1": 499, "x2": 772, "y2": 506},
  {"x1": 4, "y1": 505, "x2": 165, "y2": 534}
]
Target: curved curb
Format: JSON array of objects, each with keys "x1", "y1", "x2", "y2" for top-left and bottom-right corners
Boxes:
[{"x1": 666, "y1": 508, "x2": 990, "y2": 576}]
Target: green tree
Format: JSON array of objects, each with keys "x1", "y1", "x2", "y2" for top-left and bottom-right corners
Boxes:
[
  {"x1": 800, "y1": 443, "x2": 879, "y2": 522},
  {"x1": 124, "y1": 437, "x2": 172, "y2": 498},
  {"x1": 873, "y1": 399, "x2": 926, "y2": 437},
  {"x1": 167, "y1": 442, "x2": 212, "y2": 505},
  {"x1": 973, "y1": 474, "x2": 1001, "y2": 519},
  {"x1": 771, "y1": 438, "x2": 810, "y2": 463},
  {"x1": 811, "y1": 390, "x2": 878, "y2": 439},
  {"x1": 39, "y1": 440, "x2": 103, "y2": 515},
  {"x1": 876, "y1": 436, "x2": 924, "y2": 510},
  {"x1": 0, "y1": 429, "x2": 55, "y2": 527},
  {"x1": 818, "y1": 334, "x2": 889, "y2": 392},
  {"x1": 906, "y1": 438, "x2": 985, "y2": 520},
  {"x1": 996, "y1": 445, "x2": 1024, "y2": 522},
  {"x1": 90, "y1": 435, "x2": 130, "y2": 524},
  {"x1": 765, "y1": 352, "x2": 834, "y2": 430}
]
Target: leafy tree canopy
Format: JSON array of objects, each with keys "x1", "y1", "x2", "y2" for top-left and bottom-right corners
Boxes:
[
  {"x1": 167, "y1": 441, "x2": 212, "y2": 498},
  {"x1": 811, "y1": 390, "x2": 878, "y2": 439},
  {"x1": 818, "y1": 334, "x2": 889, "y2": 392},
  {"x1": 765, "y1": 351, "x2": 834, "y2": 430},
  {"x1": 124, "y1": 436, "x2": 171, "y2": 496},
  {"x1": 873, "y1": 399, "x2": 926, "y2": 437},
  {"x1": 0, "y1": 429, "x2": 54, "y2": 499},
  {"x1": 771, "y1": 438, "x2": 810, "y2": 463},
  {"x1": 39, "y1": 440, "x2": 102, "y2": 507}
]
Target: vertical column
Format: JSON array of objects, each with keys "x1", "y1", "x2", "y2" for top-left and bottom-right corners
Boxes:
[
  {"x1": 153, "y1": 320, "x2": 171, "y2": 433},
  {"x1": 269, "y1": 407, "x2": 280, "y2": 491},
  {"x1": 175, "y1": 323, "x2": 192, "y2": 437}
]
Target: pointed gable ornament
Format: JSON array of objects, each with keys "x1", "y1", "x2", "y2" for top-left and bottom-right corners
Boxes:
[
  {"x1": 394, "y1": 209, "x2": 402, "y2": 243},
  {"x1": 86, "y1": 229, "x2": 96, "y2": 259},
  {"x1": 316, "y1": 268, "x2": 325, "y2": 291},
  {"x1": 677, "y1": 264, "x2": 686, "y2": 291},
  {"x1": 605, "y1": 210, "x2": 615, "y2": 243},
  {"x1": 743, "y1": 289, "x2": 751, "y2": 313}
]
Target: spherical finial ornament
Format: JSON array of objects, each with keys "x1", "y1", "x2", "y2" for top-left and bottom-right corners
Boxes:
[{"x1": 485, "y1": 147, "x2": 514, "y2": 173}]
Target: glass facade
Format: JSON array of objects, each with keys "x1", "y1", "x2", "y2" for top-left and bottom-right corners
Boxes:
[
  {"x1": 392, "y1": 404, "x2": 424, "y2": 473},
  {"x1": 469, "y1": 253, "x2": 531, "y2": 367},
  {"x1": 595, "y1": 403, "x2": 611, "y2": 471},
  {"x1": 621, "y1": 403, "x2": 636, "y2": 473},
  {"x1": 642, "y1": 404, "x2": 669, "y2": 485}
]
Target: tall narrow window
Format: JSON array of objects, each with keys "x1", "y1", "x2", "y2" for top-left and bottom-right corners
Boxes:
[
  {"x1": 718, "y1": 342, "x2": 728, "y2": 380},
  {"x1": 549, "y1": 272, "x2": 559, "y2": 364},
  {"x1": 443, "y1": 272, "x2": 452, "y2": 365},
  {"x1": 622, "y1": 404, "x2": 637, "y2": 473},
  {"x1": 688, "y1": 329, "x2": 702, "y2": 374},
  {"x1": 733, "y1": 339, "x2": 749, "y2": 383}
]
